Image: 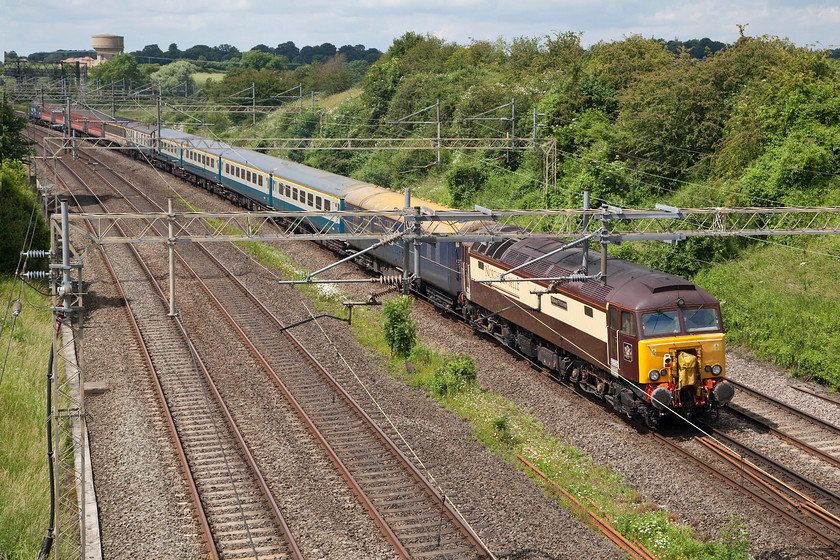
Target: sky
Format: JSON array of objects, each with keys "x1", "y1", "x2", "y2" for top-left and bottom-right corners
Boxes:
[{"x1": 4, "y1": 0, "x2": 839, "y2": 57}]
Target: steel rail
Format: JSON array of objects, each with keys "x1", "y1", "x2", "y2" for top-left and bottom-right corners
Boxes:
[
  {"x1": 726, "y1": 380, "x2": 840, "y2": 469},
  {"x1": 786, "y1": 383, "x2": 840, "y2": 406},
  {"x1": 651, "y1": 433, "x2": 840, "y2": 552},
  {"x1": 697, "y1": 436, "x2": 840, "y2": 534},
  {"x1": 47, "y1": 138, "x2": 304, "y2": 560},
  {"x1": 43, "y1": 155, "x2": 220, "y2": 559},
  {"x1": 178, "y1": 253, "x2": 412, "y2": 559}
]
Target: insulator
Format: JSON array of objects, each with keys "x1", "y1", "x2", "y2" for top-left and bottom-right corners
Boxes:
[
  {"x1": 566, "y1": 274, "x2": 589, "y2": 282},
  {"x1": 378, "y1": 275, "x2": 403, "y2": 286},
  {"x1": 21, "y1": 270, "x2": 50, "y2": 279},
  {"x1": 21, "y1": 250, "x2": 50, "y2": 258},
  {"x1": 12, "y1": 300, "x2": 22, "y2": 317}
]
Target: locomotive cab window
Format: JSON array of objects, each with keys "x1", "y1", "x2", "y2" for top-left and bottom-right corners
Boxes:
[
  {"x1": 641, "y1": 310, "x2": 680, "y2": 336},
  {"x1": 621, "y1": 310, "x2": 637, "y2": 336},
  {"x1": 684, "y1": 307, "x2": 720, "y2": 333},
  {"x1": 477, "y1": 260, "x2": 484, "y2": 270},
  {"x1": 584, "y1": 305, "x2": 593, "y2": 318}
]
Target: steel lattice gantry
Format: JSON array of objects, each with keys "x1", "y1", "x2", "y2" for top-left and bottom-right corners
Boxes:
[{"x1": 62, "y1": 205, "x2": 840, "y2": 247}]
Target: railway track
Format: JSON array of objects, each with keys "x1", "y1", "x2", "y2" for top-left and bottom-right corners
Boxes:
[
  {"x1": 652, "y1": 431, "x2": 840, "y2": 557},
  {"x1": 725, "y1": 379, "x2": 840, "y2": 469},
  {"x1": 47, "y1": 150, "x2": 302, "y2": 559},
  {"x1": 49, "y1": 131, "x2": 494, "y2": 559}
]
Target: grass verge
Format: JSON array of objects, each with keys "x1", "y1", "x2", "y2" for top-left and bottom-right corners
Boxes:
[{"x1": 0, "y1": 277, "x2": 53, "y2": 560}]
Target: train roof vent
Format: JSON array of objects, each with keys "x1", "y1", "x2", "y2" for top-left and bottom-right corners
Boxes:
[
  {"x1": 503, "y1": 249, "x2": 530, "y2": 267},
  {"x1": 647, "y1": 283, "x2": 696, "y2": 293}
]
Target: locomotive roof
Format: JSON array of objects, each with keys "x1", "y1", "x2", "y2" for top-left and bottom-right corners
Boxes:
[{"x1": 471, "y1": 237, "x2": 718, "y2": 310}]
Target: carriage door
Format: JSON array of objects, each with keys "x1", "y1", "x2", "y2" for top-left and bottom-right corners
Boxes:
[
  {"x1": 461, "y1": 246, "x2": 471, "y2": 300},
  {"x1": 608, "y1": 305, "x2": 620, "y2": 375},
  {"x1": 608, "y1": 306, "x2": 638, "y2": 379}
]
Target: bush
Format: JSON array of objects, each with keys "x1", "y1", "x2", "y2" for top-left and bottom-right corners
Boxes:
[
  {"x1": 382, "y1": 295, "x2": 417, "y2": 359},
  {"x1": 0, "y1": 161, "x2": 49, "y2": 274},
  {"x1": 429, "y1": 353, "x2": 477, "y2": 396}
]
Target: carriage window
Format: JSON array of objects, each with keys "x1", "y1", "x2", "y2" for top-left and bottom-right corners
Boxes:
[
  {"x1": 307, "y1": 193, "x2": 313, "y2": 206},
  {"x1": 292, "y1": 189, "x2": 298, "y2": 201},
  {"x1": 684, "y1": 307, "x2": 720, "y2": 333},
  {"x1": 285, "y1": 185, "x2": 290, "y2": 197},
  {"x1": 315, "y1": 196, "x2": 322, "y2": 210},
  {"x1": 551, "y1": 296, "x2": 567, "y2": 310},
  {"x1": 246, "y1": 171, "x2": 251, "y2": 182},
  {"x1": 584, "y1": 306, "x2": 593, "y2": 317},
  {"x1": 641, "y1": 310, "x2": 681, "y2": 336},
  {"x1": 226, "y1": 163, "x2": 229, "y2": 173},
  {"x1": 621, "y1": 311, "x2": 637, "y2": 336},
  {"x1": 324, "y1": 199, "x2": 330, "y2": 212},
  {"x1": 258, "y1": 175, "x2": 262, "y2": 187}
]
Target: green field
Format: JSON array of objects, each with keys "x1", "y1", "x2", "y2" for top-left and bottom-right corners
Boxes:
[{"x1": 193, "y1": 71, "x2": 225, "y2": 86}]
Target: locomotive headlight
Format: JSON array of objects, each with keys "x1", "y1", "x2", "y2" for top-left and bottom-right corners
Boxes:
[
  {"x1": 711, "y1": 364, "x2": 723, "y2": 376},
  {"x1": 649, "y1": 369, "x2": 660, "y2": 382}
]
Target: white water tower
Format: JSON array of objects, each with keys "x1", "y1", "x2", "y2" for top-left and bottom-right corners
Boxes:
[{"x1": 92, "y1": 34, "x2": 124, "y2": 63}]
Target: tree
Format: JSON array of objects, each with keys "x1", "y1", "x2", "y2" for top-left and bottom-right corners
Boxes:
[
  {"x1": 382, "y1": 296, "x2": 417, "y2": 359},
  {"x1": 0, "y1": 160, "x2": 49, "y2": 274},
  {"x1": 133, "y1": 44, "x2": 166, "y2": 64},
  {"x1": 250, "y1": 44, "x2": 274, "y2": 54},
  {"x1": 214, "y1": 44, "x2": 241, "y2": 61},
  {"x1": 240, "y1": 50, "x2": 286, "y2": 71},
  {"x1": 276, "y1": 41, "x2": 299, "y2": 62},
  {"x1": 306, "y1": 54, "x2": 353, "y2": 95},
  {"x1": 1, "y1": 96, "x2": 33, "y2": 162},
  {"x1": 150, "y1": 60, "x2": 196, "y2": 96},
  {"x1": 182, "y1": 44, "x2": 214, "y2": 61},
  {"x1": 88, "y1": 53, "x2": 147, "y2": 85}
]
